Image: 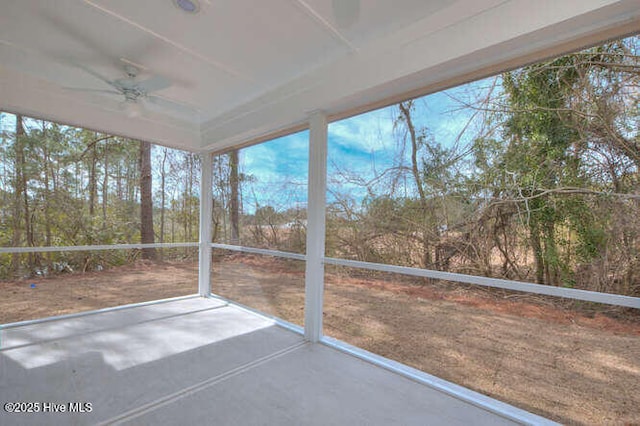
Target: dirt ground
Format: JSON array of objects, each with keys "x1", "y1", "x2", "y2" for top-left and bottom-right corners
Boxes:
[
  {"x1": 1, "y1": 255, "x2": 639, "y2": 425},
  {"x1": 0, "y1": 260, "x2": 198, "y2": 324}
]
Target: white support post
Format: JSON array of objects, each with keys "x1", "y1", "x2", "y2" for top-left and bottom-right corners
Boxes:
[
  {"x1": 198, "y1": 152, "x2": 213, "y2": 297},
  {"x1": 304, "y1": 112, "x2": 328, "y2": 342}
]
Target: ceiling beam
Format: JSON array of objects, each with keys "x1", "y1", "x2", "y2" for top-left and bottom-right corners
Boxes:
[
  {"x1": 292, "y1": 0, "x2": 358, "y2": 52},
  {"x1": 200, "y1": 0, "x2": 640, "y2": 152}
]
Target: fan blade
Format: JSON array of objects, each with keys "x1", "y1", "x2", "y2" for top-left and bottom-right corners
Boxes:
[
  {"x1": 137, "y1": 75, "x2": 172, "y2": 93},
  {"x1": 113, "y1": 77, "x2": 136, "y2": 90},
  {"x1": 70, "y1": 61, "x2": 118, "y2": 89},
  {"x1": 64, "y1": 88, "x2": 121, "y2": 96}
]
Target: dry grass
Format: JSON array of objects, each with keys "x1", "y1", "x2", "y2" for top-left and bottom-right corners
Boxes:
[
  {"x1": 212, "y1": 254, "x2": 640, "y2": 426},
  {"x1": 1, "y1": 254, "x2": 639, "y2": 425},
  {"x1": 0, "y1": 260, "x2": 198, "y2": 324}
]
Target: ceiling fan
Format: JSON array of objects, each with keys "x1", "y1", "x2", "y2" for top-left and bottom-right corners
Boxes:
[{"x1": 67, "y1": 62, "x2": 174, "y2": 117}]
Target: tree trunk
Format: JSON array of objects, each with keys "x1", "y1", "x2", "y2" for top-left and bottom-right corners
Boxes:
[
  {"x1": 139, "y1": 141, "x2": 156, "y2": 260},
  {"x1": 11, "y1": 115, "x2": 25, "y2": 274},
  {"x1": 42, "y1": 122, "x2": 52, "y2": 248},
  {"x1": 399, "y1": 102, "x2": 432, "y2": 268},
  {"x1": 543, "y1": 219, "x2": 560, "y2": 286},
  {"x1": 88, "y1": 137, "x2": 97, "y2": 216},
  {"x1": 102, "y1": 142, "x2": 109, "y2": 230},
  {"x1": 116, "y1": 163, "x2": 123, "y2": 200},
  {"x1": 185, "y1": 153, "x2": 194, "y2": 241},
  {"x1": 41, "y1": 121, "x2": 53, "y2": 269},
  {"x1": 229, "y1": 150, "x2": 240, "y2": 244},
  {"x1": 16, "y1": 116, "x2": 36, "y2": 269},
  {"x1": 530, "y1": 220, "x2": 545, "y2": 284},
  {"x1": 171, "y1": 214, "x2": 175, "y2": 243},
  {"x1": 159, "y1": 148, "x2": 167, "y2": 244}
]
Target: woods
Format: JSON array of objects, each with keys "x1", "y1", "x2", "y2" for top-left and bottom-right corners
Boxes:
[
  {"x1": 323, "y1": 36, "x2": 639, "y2": 297},
  {"x1": 223, "y1": 35, "x2": 639, "y2": 298},
  {"x1": 1, "y1": 35, "x2": 638, "y2": 299},
  {"x1": 0, "y1": 119, "x2": 200, "y2": 278}
]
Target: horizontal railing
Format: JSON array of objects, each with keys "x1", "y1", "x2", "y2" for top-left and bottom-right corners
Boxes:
[
  {"x1": 2, "y1": 241, "x2": 637, "y2": 309},
  {"x1": 211, "y1": 243, "x2": 306, "y2": 261},
  {"x1": 324, "y1": 257, "x2": 640, "y2": 309},
  {"x1": 208, "y1": 244, "x2": 640, "y2": 309},
  {"x1": 0, "y1": 242, "x2": 199, "y2": 254}
]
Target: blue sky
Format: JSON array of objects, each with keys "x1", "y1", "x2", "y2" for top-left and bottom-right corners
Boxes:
[
  {"x1": 1, "y1": 76, "x2": 497, "y2": 213},
  {"x1": 239, "y1": 131, "x2": 310, "y2": 213},
  {"x1": 240, "y1": 76, "x2": 497, "y2": 212}
]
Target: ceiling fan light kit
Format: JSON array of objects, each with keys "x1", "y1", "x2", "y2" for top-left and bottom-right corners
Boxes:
[{"x1": 121, "y1": 99, "x2": 142, "y2": 118}]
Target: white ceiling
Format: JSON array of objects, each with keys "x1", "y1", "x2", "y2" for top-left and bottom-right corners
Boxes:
[{"x1": 1, "y1": 0, "x2": 638, "y2": 152}]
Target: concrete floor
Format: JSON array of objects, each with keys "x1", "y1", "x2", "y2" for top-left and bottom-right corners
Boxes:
[{"x1": 1, "y1": 297, "x2": 536, "y2": 425}]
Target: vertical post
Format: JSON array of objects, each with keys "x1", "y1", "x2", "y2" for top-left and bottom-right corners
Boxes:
[
  {"x1": 199, "y1": 152, "x2": 213, "y2": 297},
  {"x1": 304, "y1": 112, "x2": 328, "y2": 342}
]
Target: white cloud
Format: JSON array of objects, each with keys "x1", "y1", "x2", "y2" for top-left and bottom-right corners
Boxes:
[
  {"x1": 234, "y1": 76, "x2": 497, "y2": 210},
  {"x1": 240, "y1": 131, "x2": 309, "y2": 211},
  {"x1": 329, "y1": 107, "x2": 397, "y2": 152}
]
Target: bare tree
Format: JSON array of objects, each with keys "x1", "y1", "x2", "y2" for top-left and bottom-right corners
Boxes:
[
  {"x1": 229, "y1": 149, "x2": 240, "y2": 244},
  {"x1": 139, "y1": 140, "x2": 156, "y2": 260}
]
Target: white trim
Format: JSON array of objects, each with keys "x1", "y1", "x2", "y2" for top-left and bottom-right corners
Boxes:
[
  {"x1": 0, "y1": 242, "x2": 198, "y2": 254},
  {"x1": 205, "y1": 293, "x2": 304, "y2": 336},
  {"x1": 200, "y1": 2, "x2": 640, "y2": 153},
  {"x1": 0, "y1": 294, "x2": 200, "y2": 329},
  {"x1": 324, "y1": 257, "x2": 640, "y2": 309},
  {"x1": 199, "y1": 153, "x2": 213, "y2": 296},
  {"x1": 292, "y1": 0, "x2": 358, "y2": 52},
  {"x1": 211, "y1": 243, "x2": 306, "y2": 261},
  {"x1": 304, "y1": 112, "x2": 328, "y2": 342},
  {"x1": 320, "y1": 336, "x2": 559, "y2": 426}
]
